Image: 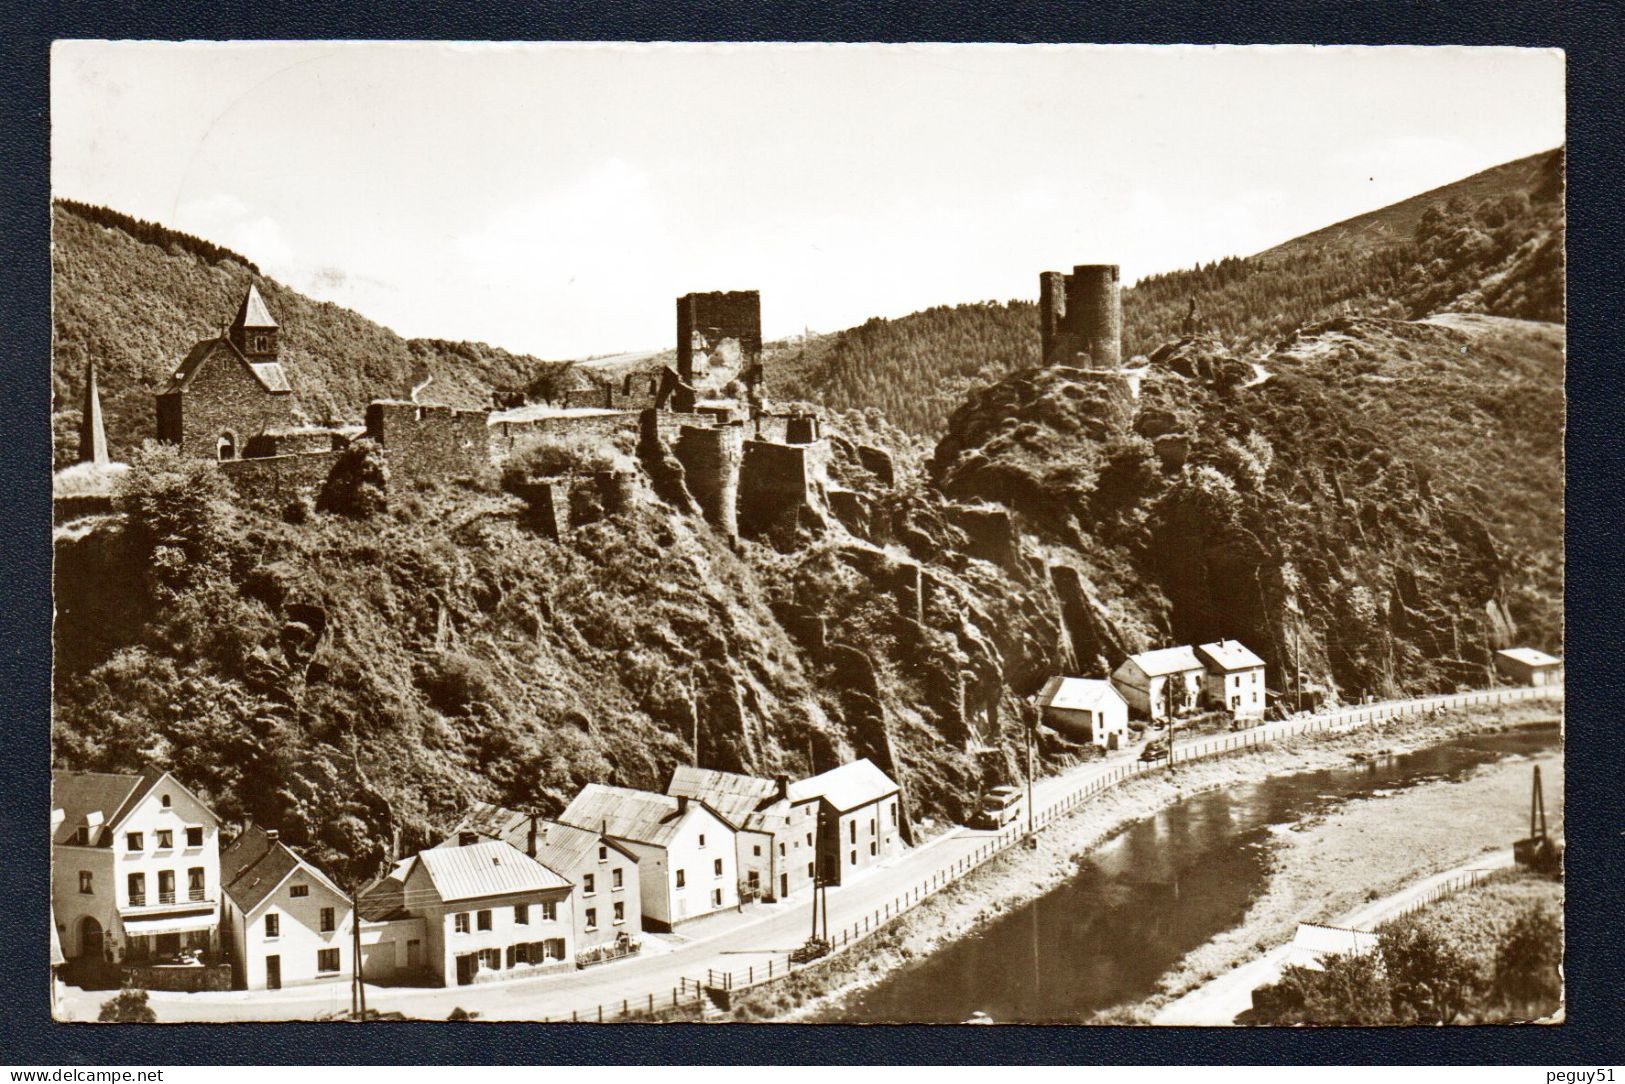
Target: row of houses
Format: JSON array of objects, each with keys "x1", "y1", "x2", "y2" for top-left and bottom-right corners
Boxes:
[
  {"x1": 1036, "y1": 639, "x2": 1269, "y2": 748},
  {"x1": 51, "y1": 757, "x2": 905, "y2": 993},
  {"x1": 1037, "y1": 640, "x2": 1565, "y2": 749}
]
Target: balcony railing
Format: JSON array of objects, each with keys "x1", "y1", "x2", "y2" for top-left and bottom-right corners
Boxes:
[
  {"x1": 159, "y1": 889, "x2": 176, "y2": 904},
  {"x1": 189, "y1": 887, "x2": 205, "y2": 902},
  {"x1": 129, "y1": 894, "x2": 146, "y2": 907}
]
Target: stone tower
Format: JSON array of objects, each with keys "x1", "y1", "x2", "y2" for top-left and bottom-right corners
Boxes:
[
  {"x1": 78, "y1": 357, "x2": 109, "y2": 465},
  {"x1": 675, "y1": 291, "x2": 763, "y2": 413},
  {"x1": 1038, "y1": 264, "x2": 1122, "y2": 368},
  {"x1": 228, "y1": 282, "x2": 279, "y2": 360}
]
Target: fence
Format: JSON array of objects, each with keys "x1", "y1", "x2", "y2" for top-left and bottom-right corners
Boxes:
[
  {"x1": 542, "y1": 683, "x2": 1560, "y2": 1022},
  {"x1": 1391, "y1": 867, "x2": 1499, "y2": 921}
]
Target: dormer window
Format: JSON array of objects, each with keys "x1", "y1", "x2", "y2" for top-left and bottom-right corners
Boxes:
[
  {"x1": 217, "y1": 433, "x2": 237, "y2": 461},
  {"x1": 74, "y1": 827, "x2": 90, "y2": 846}
]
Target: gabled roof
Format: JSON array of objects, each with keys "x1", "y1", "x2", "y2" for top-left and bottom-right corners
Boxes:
[
  {"x1": 1286, "y1": 922, "x2": 1379, "y2": 971},
  {"x1": 408, "y1": 840, "x2": 569, "y2": 903},
  {"x1": 1195, "y1": 640, "x2": 1266, "y2": 672},
  {"x1": 559, "y1": 784, "x2": 714, "y2": 848},
  {"x1": 788, "y1": 759, "x2": 899, "y2": 814},
  {"x1": 1124, "y1": 645, "x2": 1205, "y2": 677},
  {"x1": 666, "y1": 766, "x2": 795, "y2": 829},
  {"x1": 52, "y1": 768, "x2": 164, "y2": 846},
  {"x1": 1496, "y1": 647, "x2": 1562, "y2": 668},
  {"x1": 231, "y1": 283, "x2": 278, "y2": 330},
  {"x1": 442, "y1": 800, "x2": 531, "y2": 849},
  {"x1": 221, "y1": 824, "x2": 346, "y2": 915},
  {"x1": 531, "y1": 819, "x2": 638, "y2": 874},
  {"x1": 1036, "y1": 676, "x2": 1126, "y2": 712},
  {"x1": 164, "y1": 337, "x2": 290, "y2": 395}
]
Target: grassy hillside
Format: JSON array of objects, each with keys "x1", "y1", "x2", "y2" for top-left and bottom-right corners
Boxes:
[
  {"x1": 51, "y1": 201, "x2": 567, "y2": 465},
  {"x1": 775, "y1": 148, "x2": 1563, "y2": 436}
]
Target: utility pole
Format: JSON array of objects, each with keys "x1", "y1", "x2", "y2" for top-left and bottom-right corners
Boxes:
[
  {"x1": 348, "y1": 881, "x2": 367, "y2": 1021},
  {"x1": 1024, "y1": 721, "x2": 1036, "y2": 843},
  {"x1": 1294, "y1": 623, "x2": 1302, "y2": 713}
]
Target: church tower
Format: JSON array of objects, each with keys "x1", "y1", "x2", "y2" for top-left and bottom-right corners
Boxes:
[
  {"x1": 78, "y1": 357, "x2": 109, "y2": 465},
  {"x1": 227, "y1": 282, "x2": 279, "y2": 360}
]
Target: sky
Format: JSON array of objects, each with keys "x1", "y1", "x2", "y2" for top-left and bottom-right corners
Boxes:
[{"x1": 52, "y1": 42, "x2": 1564, "y2": 360}]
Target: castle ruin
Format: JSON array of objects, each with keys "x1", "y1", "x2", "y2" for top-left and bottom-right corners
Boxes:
[{"x1": 1038, "y1": 264, "x2": 1122, "y2": 368}]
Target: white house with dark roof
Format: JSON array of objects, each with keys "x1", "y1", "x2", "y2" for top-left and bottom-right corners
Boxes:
[
  {"x1": 361, "y1": 839, "x2": 574, "y2": 987},
  {"x1": 437, "y1": 801, "x2": 643, "y2": 952},
  {"x1": 1111, "y1": 645, "x2": 1207, "y2": 722},
  {"x1": 219, "y1": 825, "x2": 352, "y2": 990},
  {"x1": 1195, "y1": 639, "x2": 1268, "y2": 721},
  {"x1": 666, "y1": 766, "x2": 821, "y2": 902},
  {"x1": 558, "y1": 784, "x2": 737, "y2": 930},
  {"x1": 1494, "y1": 647, "x2": 1563, "y2": 687},
  {"x1": 1035, "y1": 677, "x2": 1130, "y2": 749},
  {"x1": 788, "y1": 759, "x2": 904, "y2": 886},
  {"x1": 51, "y1": 768, "x2": 222, "y2": 970}
]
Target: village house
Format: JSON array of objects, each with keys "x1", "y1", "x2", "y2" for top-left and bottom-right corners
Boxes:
[
  {"x1": 51, "y1": 769, "x2": 223, "y2": 978},
  {"x1": 359, "y1": 840, "x2": 574, "y2": 987},
  {"x1": 1195, "y1": 639, "x2": 1269, "y2": 722},
  {"x1": 1035, "y1": 677, "x2": 1131, "y2": 749},
  {"x1": 437, "y1": 801, "x2": 643, "y2": 955},
  {"x1": 1111, "y1": 646, "x2": 1207, "y2": 723},
  {"x1": 1494, "y1": 647, "x2": 1564, "y2": 687},
  {"x1": 665, "y1": 766, "x2": 821, "y2": 902},
  {"x1": 219, "y1": 825, "x2": 352, "y2": 990},
  {"x1": 788, "y1": 759, "x2": 904, "y2": 887},
  {"x1": 559, "y1": 784, "x2": 738, "y2": 931}
]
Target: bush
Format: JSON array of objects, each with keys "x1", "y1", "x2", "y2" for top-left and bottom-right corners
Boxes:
[
  {"x1": 503, "y1": 433, "x2": 628, "y2": 485},
  {"x1": 1380, "y1": 920, "x2": 1479, "y2": 1024},
  {"x1": 115, "y1": 441, "x2": 236, "y2": 592},
  {"x1": 317, "y1": 441, "x2": 389, "y2": 517},
  {"x1": 98, "y1": 987, "x2": 157, "y2": 1023}
]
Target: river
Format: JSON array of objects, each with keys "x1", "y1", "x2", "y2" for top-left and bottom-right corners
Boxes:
[{"x1": 825, "y1": 724, "x2": 1559, "y2": 1024}]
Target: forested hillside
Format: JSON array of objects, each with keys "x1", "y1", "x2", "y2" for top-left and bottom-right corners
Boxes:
[
  {"x1": 51, "y1": 202, "x2": 566, "y2": 465},
  {"x1": 776, "y1": 148, "x2": 1563, "y2": 435}
]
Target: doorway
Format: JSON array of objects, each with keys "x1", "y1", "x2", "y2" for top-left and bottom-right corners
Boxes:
[
  {"x1": 455, "y1": 953, "x2": 477, "y2": 986},
  {"x1": 77, "y1": 916, "x2": 103, "y2": 960},
  {"x1": 265, "y1": 954, "x2": 281, "y2": 990},
  {"x1": 781, "y1": 873, "x2": 789, "y2": 898}
]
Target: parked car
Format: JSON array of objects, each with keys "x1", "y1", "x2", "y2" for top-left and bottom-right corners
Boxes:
[
  {"x1": 1140, "y1": 739, "x2": 1169, "y2": 763},
  {"x1": 971, "y1": 785, "x2": 1025, "y2": 829}
]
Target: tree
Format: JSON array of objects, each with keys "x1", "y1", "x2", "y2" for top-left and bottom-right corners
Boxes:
[
  {"x1": 1380, "y1": 920, "x2": 1479, "y2": 1024},
  {"x1": 98, "y1": 987, "x2": 157, "y2": 1023},
  {"x1": 1494, "y1": 904, "x2": 1562, "y2": 1012},
  {"x1": 317, "y1": 441, "x2": 389, "y2": 517},
  {"x1": 1251, "y1": 953, "x2": 1393, "y2": 1025},
  {"x1": 115, "y1": 440, "x2": 236, "y2": 594}
]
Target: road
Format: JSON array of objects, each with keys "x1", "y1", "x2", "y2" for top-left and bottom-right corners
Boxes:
[{"x1": 53, "y1": 684, "x2": 1557, "y2": 1021}]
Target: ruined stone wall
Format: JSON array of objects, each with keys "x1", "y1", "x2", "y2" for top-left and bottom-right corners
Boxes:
[
  {"x1": 491, "y1": 410, "x2": 717, "y2": 467},
  {"x1": 674, "y1": 424, "x2": 743, "y2": 536},
  {"x1": 364, "y1": 401, "x2": 490, "y2": 487},
  {"x1": 737, "y1": 438, "x2": 830, "y2": 536},
  {"x1": 219, "y1": 450, "x2": 342, "y2": 507},
  {"x1": 676, "y1": 291, "x2": 763, "y2": 411}
]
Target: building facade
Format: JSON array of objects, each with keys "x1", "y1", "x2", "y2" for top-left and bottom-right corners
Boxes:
[
  {"x1": 1494, "y1": 647, "x2": 1564, "y2": 687},
  {"x1": 1111, "y1": 646, "x2": 1207, "y2": 723},
  {"x1": 1035, "y1": 677, "x2": 1131, "y2": 749},
  {"x1": 789, "y1": 759, "x2": 904, "y2": 887},
  {"x1": 362, "y1": 840, "x2": 574, "y2": 987},
  {"x1": 665, "y1": 766, "x2": 821, "y2": 902},
  {"x1": 1195, "y1": 640, "x2": 1268, "y2": 722},
  {"x1": 559, "y1": 784, "x2": 738, "y2": 931},
  {"x1": 219, "y1": 825, "x2": 352, "y2": 990},
  {"x1": 51, "y1": 769, "x2": 222, "y2": 970}
]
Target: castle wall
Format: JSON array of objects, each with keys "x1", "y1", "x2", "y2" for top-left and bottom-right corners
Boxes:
[
  {"x1": 365, "y1": 401, "x2": 490, "y2": 487},
  {"x1": 676, "y1": 291, "x2": 763, "y2": 412},
  {"x1": 490, "y1": 410, "x2": 717, "y2": 467},
  {"x1": 737, "y1": 437, "x2": 830, "y2": 536},
  {"x1": 219, "y1": 450, "x2": 342, "y2": 507},
  {"x1": 674, "y1": 424, "x2": 743, "y2": 536}
]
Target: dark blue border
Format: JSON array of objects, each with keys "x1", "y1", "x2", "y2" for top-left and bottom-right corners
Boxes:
[{"x1": 3, "y1": 0, "x2": 1621, "y2": 1065}]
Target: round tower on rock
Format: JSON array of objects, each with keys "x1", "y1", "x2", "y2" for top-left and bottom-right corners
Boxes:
[{"x1": 1064, "y1": 264, "x2": 1121, "y2": 368}]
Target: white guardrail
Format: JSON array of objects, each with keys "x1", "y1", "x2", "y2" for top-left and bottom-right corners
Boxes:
[{"x1": 541, "y1": 683, "x2": 1562, "y2": 1022}]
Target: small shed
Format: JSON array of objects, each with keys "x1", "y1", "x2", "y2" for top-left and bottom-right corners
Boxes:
[
  {"x1": 1035, "y1": 677, "x2": 1130, "y2": 750},
  {"x1": 1494, "y1": 647, "x2": 1563, "y2": 687}
]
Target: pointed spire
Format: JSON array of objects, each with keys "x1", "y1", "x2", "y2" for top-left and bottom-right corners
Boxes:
[
  {"x1": 78, "y1": 357, "x2": 108, "y2": 466},
  {"x1": 228, "y1": 282, "x2": 279, "y2": 359},
  {"x1": 231, "y1": 282, "x2": 277, "y2": 332}
]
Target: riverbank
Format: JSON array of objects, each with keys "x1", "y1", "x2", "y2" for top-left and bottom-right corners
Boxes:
[
  {"x1": 1112, "y1": 740, "x2": 1562, "y2": 1023},
  {"x1": 730, "y1": 699, "x2": 1560, "y2": 1022}
]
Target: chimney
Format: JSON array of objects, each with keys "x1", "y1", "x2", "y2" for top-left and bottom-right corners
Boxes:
[
  {"x1": 676, "y1": 795, "x2": 689, "y2": 814},
  {"x1": 527, "y1": 813, "x2": 539, "y2": 858},
  {"x1": 775, "y1": 774, "x2": 789, "y2": 801},
  {"x1": 264, "y1": 829, "x2": 279, "y2": 842}
]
